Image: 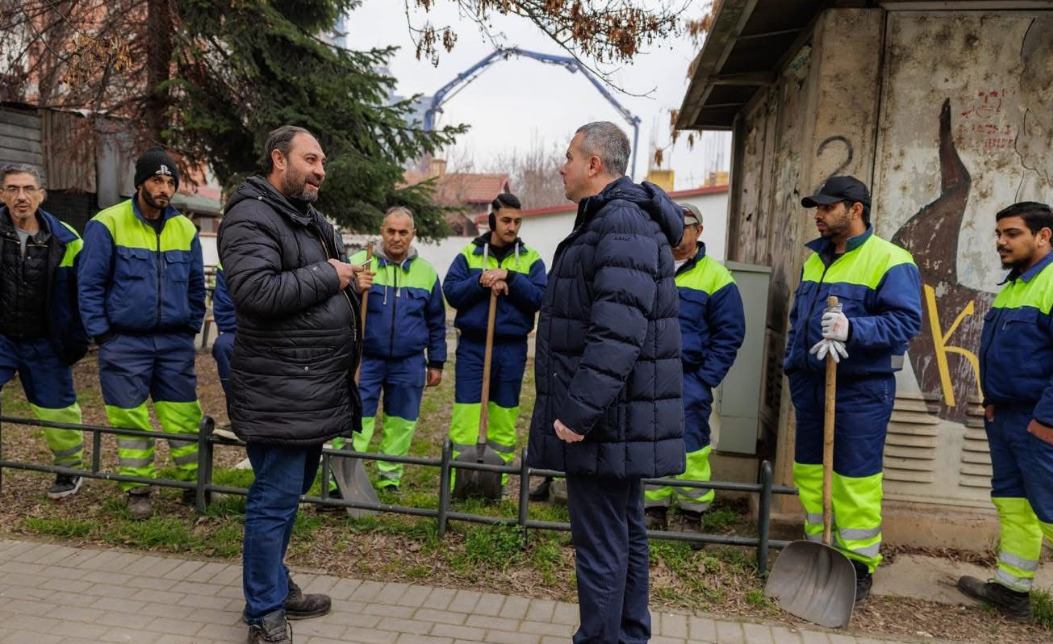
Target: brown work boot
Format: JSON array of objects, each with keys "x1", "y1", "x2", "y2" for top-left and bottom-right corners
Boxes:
[
  {"x1": 957, "y1": 575, "x2": 1033, "y2": 622},
  {"x1": 126, "y1": 489, "x2": 153, "y2": 520},
  {"x1": 644, "y1": 507, "x2": 668, "y2": 531},
  {"x1": 247, "y1": 610, "x2": 292, "y2": 643},
  {"x1": 285, "y1": 575, "x2": 331, "y2": 620}
]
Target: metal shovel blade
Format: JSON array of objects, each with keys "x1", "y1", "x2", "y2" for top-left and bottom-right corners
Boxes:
[
  {"x1": 764, "y1": 540, "x2": 857, "y2": 628},
  {"x1": 451, "y1": 445, "x2": 504, "y2": 501},
  {"x1": 331, "y1": 454, "x2": 379, "y2": 519}
]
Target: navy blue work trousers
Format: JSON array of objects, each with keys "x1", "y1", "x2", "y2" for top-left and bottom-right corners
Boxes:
[{"x1": 566, "y1": 474, "x2": 650, "y2": 644}]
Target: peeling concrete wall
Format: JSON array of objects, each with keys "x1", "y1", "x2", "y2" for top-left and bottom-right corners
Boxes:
[
  {"x1": 875, "y1": 11, "x2": 1053, "y2": 509},
  {"x1": 728, "y1": 8, "x2": 885, "y2": 493},
  {"x1": 726, "y1": 7, "x2": 1053, "y2": 544}
]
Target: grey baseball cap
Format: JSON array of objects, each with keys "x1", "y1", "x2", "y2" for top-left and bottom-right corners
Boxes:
[{"x1": 678, "y1": 202, "x2": 702, "y2": 226}]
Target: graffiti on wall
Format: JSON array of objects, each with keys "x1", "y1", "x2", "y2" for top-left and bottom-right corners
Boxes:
[
  {"x1": 892, "y1": 99, "x2": 991, "y2": 423},
  {"x1": 888, "y1": 17, "x2": 1053, "y2": 423}
]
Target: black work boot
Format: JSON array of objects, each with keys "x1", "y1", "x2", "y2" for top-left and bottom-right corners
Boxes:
[
  {"x1": 247, "y1": 610, "x2": 292, "y2": 643},
  {"x1": 853, "y1": 560, "x2": 873, "y2": 603},
  {"x1": 528, "y1": 477, "x2": 552, "y2": 502},
  {"x1": 644, "y1": 507, "x2": 668, "y2": 531},
  {"x1": 957, "y1": 576, "x2": 1033, "y2": 622},
  {"x1": 285, "y1": 575, "x2": 331, "y2": 620}
]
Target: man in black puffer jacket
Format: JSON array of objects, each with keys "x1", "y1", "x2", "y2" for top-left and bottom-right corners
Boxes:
[
  {"x1": 219, "y1": 126, "x2": 369, "y2": 644},
  {"x1": 527, "y1": 121, "x2": 685, "y2": 644}
]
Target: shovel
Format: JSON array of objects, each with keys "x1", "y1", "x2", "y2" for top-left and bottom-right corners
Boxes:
[
  {"x1": 452, "y1": 289, "x2": 504, "y2": 501},
  {"x1": 333, "y1": 243, "x2": 379, "y2": 518},
  {"x1": 764, "y1": 296, "x2": 856, "y2": 628}
]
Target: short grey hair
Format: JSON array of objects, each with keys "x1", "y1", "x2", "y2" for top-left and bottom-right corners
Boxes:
[
  {"x1": 1, "y1": 164, "x2": 44, "y2": 187},
  {"x1": 384, "y1": 206, "x2": 415, "y2": 229},
  {"x1": 575, "y1": 121, "x2": 630, "y2": 177}
]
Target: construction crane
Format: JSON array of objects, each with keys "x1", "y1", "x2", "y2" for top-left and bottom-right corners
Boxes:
[{"x1": 423, "y1": 48, "x2": 642, "y2": 179}]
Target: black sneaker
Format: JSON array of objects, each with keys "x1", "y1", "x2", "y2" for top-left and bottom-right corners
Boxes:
[
  {"x1": 247, "y1": 610, "x2": 292, "y2": 643},
  {"x1": 957, "y1": 575, "x2": 1033, "y2": 622},
  {"x1": 285, "y1": 575, "x2": 331, "y2": 620},
  {"x1": 853, "y1": 560, "x2": 873, "y2": 603},
  {"x1": 528, "y1": 477, "x2": 552, "y2": 502},
  {"x1": 47, "y1": 474, "x2": 82, "y2": 500},
  {"x1": 644, "y1": 507, "x2": 668, "y2": 531}
]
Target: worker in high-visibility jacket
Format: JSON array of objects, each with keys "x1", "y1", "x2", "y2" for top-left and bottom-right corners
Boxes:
[
  {"x1": 78, "y1": 148, "x2": 206, "y2": 520},
  {"x1": 0, "y1": 163, "x2": 89, "y2": 499},
  {"x1": 443, "y1": 194, "x2": 546, "y2": 485},
  {"x1": 337, "y1": 207, "x2": 446, "y2": 492},
  {"x1": 644, "y1": 203, "x2": 744, "y2": 532},
  {"x1": 784, "y1": 176, "x2": 922, "y2": 603},
  {"x1": 957, "y1": 201, "x2": 1053, "y2": 623}
]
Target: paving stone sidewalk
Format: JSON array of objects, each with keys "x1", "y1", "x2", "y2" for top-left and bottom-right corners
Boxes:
[{"x1": 0, "y1": 537, "x2": 939, "y2": 644}]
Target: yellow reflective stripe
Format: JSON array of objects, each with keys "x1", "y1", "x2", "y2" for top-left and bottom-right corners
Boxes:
[
  {"x1": 800, "y1": 235, "x2": 916, "y2": 289},
  {"x1": 58, "y1": 222, "x2": 83, "y2": 267},
  {"x1": 350, "y1": 251, "x2": 439, "y2": 291},
  {"x1": 995, "y1": 569, "x2": 1033, "y2": 592},
  {"x1": 676, "y1": 256, "x2": 735, "y2": 295},
  {"x1": 461, "y1": 244, "x2": 542, "y2": 275},
  {"x1": 90, "y1": 200, "x2": 196, "y2": 252},
  {"x1": 992, "y1": 263, "x2": 1053, "y2": 314},
  {"x1": 999, "y1": 551, "x2": 1039, "y2": 572}
]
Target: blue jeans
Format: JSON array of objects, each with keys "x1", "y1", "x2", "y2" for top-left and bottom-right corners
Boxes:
[
  {"x1": 243, "y1": 442, "x2": 322, "y2": 623},
  {"x1": 566, "y1": 474, "x2": 650, "y2": 644}
]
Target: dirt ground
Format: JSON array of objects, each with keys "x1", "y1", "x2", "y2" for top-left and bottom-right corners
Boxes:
[{"x1": 1, "y1": 349, "x2": 1049, "y2": 644}]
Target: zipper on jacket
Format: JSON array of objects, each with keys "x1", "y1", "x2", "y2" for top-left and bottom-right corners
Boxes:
[
  {"x1": 155, "y1": 225, "x2": 163, "y2": 329},
  {"x1": 317, "y1": 235, "x2": 357, "y2": 334},
  {"x1": 388, "y1": 262, "x2": 398, "y2": 358}
]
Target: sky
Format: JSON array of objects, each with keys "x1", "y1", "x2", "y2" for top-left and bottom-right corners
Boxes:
[{"x1": 342, "y1": 0, "x2": 731, "y2": 190}]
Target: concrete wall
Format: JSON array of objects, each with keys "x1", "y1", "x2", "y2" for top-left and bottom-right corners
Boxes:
[{"x1": 725, "y1": 7, "x2": 1053, "y2": 548}]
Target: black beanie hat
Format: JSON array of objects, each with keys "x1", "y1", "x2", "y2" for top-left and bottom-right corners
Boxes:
[{"x1": 134, "y1": 147, "x2": 180, "y2": 190}]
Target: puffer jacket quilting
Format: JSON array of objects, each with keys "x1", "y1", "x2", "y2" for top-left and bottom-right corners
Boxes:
[
  {"x1": 218, "y1": 176, "x2": 362, "y2": 445},
  {"x1": 526, "y1": 177, "x2": 686, "y2": 479}
]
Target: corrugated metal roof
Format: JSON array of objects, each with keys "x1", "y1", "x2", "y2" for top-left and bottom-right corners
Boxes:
[
  {"x1": 0, "y1": 107, "x2": 44, "y2": 173},
  {"x1": 675, "y1": 0, "x2": 1042, "y2": 131}
]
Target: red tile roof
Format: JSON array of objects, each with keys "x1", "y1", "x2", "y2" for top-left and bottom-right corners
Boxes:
[
  {"x1": 404, "y1": 172, "x2": 511, "y2": 206},
  {"x1": 472, "y1": 184, "x2": 729, "y2": 224}
]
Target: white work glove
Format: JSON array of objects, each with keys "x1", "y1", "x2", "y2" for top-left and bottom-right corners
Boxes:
[
  {"x1": 821, "y1": 304, "x2": 850, "y2": 342},
  {"x1": 810, "y1": 338, "x2": 849, "y2": 363}
]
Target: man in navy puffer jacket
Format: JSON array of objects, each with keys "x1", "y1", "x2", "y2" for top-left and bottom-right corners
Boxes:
[{"x1": 527, "y1": 121, "x2": 685, "y2": 644}]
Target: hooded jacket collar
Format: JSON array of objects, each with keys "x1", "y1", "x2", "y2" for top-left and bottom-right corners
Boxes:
[
  {"x1": 372, "y1": 241, "x2": 418, "y2": 269},
  {"x1": 574, "y1": 176, "x2": 684, "y2": 248},
  {"x1": 226, "y1": 176, "x2": 321, "y2": 227}
]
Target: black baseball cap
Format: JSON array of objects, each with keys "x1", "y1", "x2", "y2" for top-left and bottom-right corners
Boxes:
[{"x1": 801, "y1": 175, "x2": 870, "y2": 208}]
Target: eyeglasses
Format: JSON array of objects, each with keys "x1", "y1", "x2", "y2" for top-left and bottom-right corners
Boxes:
[{"x1": 3, "y1": 186, "x2": 42, "y2": 196}]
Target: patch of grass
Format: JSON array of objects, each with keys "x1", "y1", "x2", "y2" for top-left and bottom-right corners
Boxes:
[
  {"x1": 745, "y1": 587, "x2": 775, "y2": 610},
  {"x1": 21, "y1": 516, "x2": 96, "y2": 539},
  {"x1": 702, "y1": 504, "x2": 741, "y2": 533},
  {"x1": 449, "y1": 524, "x2": 524, "y2": 573},
  {"x1": 1033, "y1": 588, "x2": 1053, "y2": 630},
  {"x1": 213, "y1": 468, "x2": 255, "y2": 489}
]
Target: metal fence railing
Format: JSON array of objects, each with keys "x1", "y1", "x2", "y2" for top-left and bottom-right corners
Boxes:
[{"x1": 0, "y1": 412, "x2": 798, "y2": 570}]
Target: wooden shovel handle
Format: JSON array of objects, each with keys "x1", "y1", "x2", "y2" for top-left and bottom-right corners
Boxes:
[
  {"x1": 823, "y1": 295, "x2": 838, "y2": 545},
  {"x1": 355, "y1": 244, "x2": 374, "y2": 386},
  {"x1": 477, "y1": 290, "x2": 498, "y2": 445}
]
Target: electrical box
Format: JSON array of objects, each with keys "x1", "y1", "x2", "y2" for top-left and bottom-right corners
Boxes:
[{"x1": 712, "y1": 261, "x2": 771, "y2": 455}]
